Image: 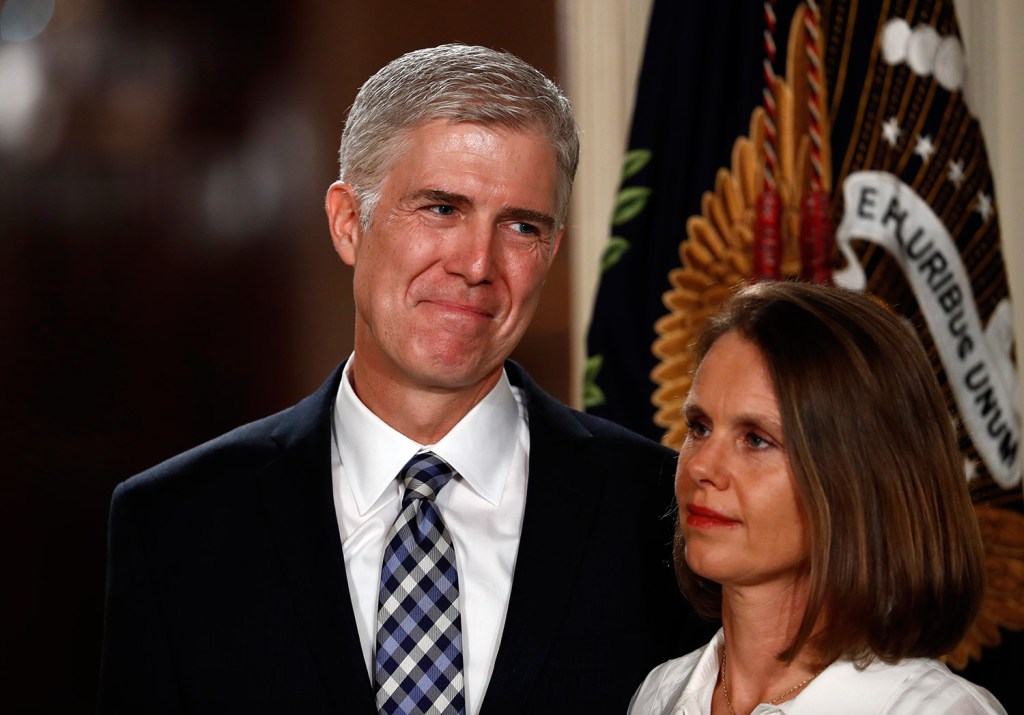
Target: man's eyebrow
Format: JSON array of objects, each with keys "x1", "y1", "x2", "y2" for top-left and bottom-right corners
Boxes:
[{"x1": 405, "y1": 188, "x2": 471, "y2": 206}]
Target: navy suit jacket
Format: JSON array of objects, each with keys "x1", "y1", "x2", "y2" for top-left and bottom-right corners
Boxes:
[{"x1": 99, "y1": 361, "x2": 710, "y2": 713}]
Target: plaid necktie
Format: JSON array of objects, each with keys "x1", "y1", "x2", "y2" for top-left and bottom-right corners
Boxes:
[{"x1": 374, "y1": 452, "x2": 466, "y2": 715}]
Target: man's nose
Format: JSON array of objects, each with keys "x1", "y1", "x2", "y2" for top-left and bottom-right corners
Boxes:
[{"x1": 444, "y1": 224, "x2": 496, "y2": 285}]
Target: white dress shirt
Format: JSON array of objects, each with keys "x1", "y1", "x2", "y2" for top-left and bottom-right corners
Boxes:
[
  {"x1": 331, "y1": 357, "x2": 529, "y2": 715},
  {"x1": 629, "y1": 629, "x2": 1007, "y2": 715}
]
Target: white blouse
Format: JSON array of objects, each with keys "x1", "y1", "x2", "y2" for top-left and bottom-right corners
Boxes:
[{"x1": 628, "y1": 629, "x2": 1007, "y2": 715}]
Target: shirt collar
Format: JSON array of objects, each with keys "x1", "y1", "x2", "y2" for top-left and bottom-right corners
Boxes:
[
  {"x1": 673, "y1": 628, "x2": 724, "y2": 714},
  {"x1": 676, "y1": 630, "x2": 869, "y2": 715},
  {"x1": 334, "y1": 357, "x2": 520, "y2": 514}
]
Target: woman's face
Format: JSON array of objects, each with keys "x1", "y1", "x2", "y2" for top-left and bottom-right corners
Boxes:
[{"x1": 676, "y1": 331, "x2": 809, "y2": 591}]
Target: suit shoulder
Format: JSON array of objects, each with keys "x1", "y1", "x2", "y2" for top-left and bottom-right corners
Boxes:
[
  {"x1": 113, "y1": 405, "x2": 297, "y2": 506},
  {"x1": 571, "y1": 408, "x2": 675, "y2": 456},
  {"x1": 507, "y1": 359, "x2": 675, "y2": 460},
  {"x1": 114, "y1": 366, "x2": 342, "y2": 506}
]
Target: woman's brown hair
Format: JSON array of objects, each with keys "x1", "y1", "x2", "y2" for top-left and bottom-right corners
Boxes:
[{"x1": 675, "y1": 280, "x2": 985, "y2": 666}]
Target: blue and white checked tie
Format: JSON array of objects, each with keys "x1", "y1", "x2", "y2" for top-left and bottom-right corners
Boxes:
[{"x1": 374, "y1": 452, "x2": 466, "y2": 715}]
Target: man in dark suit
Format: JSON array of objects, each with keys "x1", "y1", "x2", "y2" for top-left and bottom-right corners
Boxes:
[{"x1": 99, "y1": 44, "x2": 707, "y2": 714}]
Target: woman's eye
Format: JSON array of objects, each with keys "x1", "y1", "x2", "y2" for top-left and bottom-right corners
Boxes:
[
  {"x1": 686, "y1": 419, "x2": 710, "y2": 438},
  {"x1": 745, "y1": 432, "x2": 770, "y2": 449}
]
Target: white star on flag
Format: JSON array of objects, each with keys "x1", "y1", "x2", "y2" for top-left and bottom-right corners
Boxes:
[
  {"x1": 914, "y1": 134, "x2": 936, "y2": 162},
  {"x1": 947, "y1": 159, "x2": 965, "y2": 187},
  {"x1": 882, "y1": 116, "x2": 901, "y2": 147},
  {"x1": 975, "y1": 191, "x2": 994, "y2": 222},
  {"x1": 964, "y1": 457, "x2": 978, "y2": 483}
]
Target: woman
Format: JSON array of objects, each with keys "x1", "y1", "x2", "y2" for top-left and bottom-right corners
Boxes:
[{"x1": 630, "y1": 281, "x2": 1006, "y2": 714}]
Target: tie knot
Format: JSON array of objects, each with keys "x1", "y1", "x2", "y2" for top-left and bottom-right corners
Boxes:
[{"x1": 399, "y1": 452, "x2": 456, "y2": 503}]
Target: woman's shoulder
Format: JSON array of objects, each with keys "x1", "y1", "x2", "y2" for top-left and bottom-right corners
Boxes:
[
  {"x1": 802, "y1": 657, "x2": 1007, "y2": 714},
  {"x1": 873, "y1": 658, "x2": 1007, "y2": 714}
]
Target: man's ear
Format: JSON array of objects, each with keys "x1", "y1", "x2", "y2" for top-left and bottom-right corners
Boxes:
[
  {"x1": 549, "y1": 226, "x2": 565, "y2": 262},
  {"x1": 325, "y1": 181, "x2": 361, "y2": 266}
]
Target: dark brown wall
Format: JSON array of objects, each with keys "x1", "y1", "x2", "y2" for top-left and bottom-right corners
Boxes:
[{"x1": 1, "y1": 2, "x2": 568, "y2": 711}]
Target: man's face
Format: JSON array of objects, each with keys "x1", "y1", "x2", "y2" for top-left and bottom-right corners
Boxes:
[{"x1": 329, "y1": 120, "x2": 563, "y2": 397}]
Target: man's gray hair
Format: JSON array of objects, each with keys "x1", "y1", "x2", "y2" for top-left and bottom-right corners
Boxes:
[{"x1": 338, "y1": 43, "x2": 580, "y2": 230}]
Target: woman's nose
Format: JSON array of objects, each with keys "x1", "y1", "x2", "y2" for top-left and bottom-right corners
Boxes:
[{"x1": 678, "y1": 437, "x2": 730, "y2": 491}]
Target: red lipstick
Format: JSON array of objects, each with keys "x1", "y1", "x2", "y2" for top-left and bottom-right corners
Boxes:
[{"x1": 686, "y1": 504, "x2": 739, "y2": 528}]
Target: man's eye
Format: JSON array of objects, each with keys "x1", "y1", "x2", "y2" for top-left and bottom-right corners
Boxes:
[
  {"x1": 511, "y1": 222, "x2": 539, "y2": 235},
  {"x1": 430, "y1": 205, "x2": 456, "y2": 216}
]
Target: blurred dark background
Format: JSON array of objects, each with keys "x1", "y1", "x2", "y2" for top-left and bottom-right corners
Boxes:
[{"x1": 0, "y1": 1, "x2": 570, "y2": 711}]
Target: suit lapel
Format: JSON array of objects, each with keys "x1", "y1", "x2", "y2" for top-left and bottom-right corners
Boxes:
[
  {"x1": 481, "y1": 367, "x2": 601, "y2": 713},
  {"x1": 258, "y1": 365, "x2": 377, "y2": 714}
]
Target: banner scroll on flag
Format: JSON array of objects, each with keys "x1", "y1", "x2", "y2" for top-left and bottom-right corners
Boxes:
[{"x1": 583, "y1": 0, "x2": 1022, "y2": 708}]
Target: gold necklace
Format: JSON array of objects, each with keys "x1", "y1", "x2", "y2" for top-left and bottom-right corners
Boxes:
[{"x1": 719, "y1": 651, "x2": 825, "y2": 715}]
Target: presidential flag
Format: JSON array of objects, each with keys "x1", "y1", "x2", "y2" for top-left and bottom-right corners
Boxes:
[{"x1": 584, "y1": 1, "x2": 1022, "y2": 708}]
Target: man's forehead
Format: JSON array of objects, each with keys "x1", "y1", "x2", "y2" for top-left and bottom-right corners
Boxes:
[{"x1": 405, "y1": 117, "x2": 551, "y2": 143}]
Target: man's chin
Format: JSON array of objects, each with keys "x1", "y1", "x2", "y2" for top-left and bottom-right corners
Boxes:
[{"x1": 409, "y1": 356, "x2": 505, "y2": 394}]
